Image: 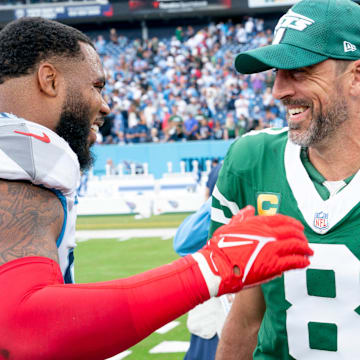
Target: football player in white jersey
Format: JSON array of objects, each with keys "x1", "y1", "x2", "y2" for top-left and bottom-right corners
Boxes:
[{"x1": 0, "y1": 17, "x2": 312, "y2": 359}]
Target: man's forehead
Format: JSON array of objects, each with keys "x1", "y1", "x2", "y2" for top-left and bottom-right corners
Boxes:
[
  {"x1": 276, "y1": 59, "x2": 333, "y2": 73},
  {"x1": 79, "y1": 42, "x2": 105, "y2": 76}
]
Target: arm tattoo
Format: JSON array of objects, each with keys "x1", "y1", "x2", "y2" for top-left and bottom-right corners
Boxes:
[{"x1": 0, "y1": 180, "x2": 63, "y2": 265}]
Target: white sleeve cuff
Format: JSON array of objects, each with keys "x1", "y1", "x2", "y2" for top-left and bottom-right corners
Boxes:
[{"x1": 192, "y1": 252, "x2": 221, "y2": 298}]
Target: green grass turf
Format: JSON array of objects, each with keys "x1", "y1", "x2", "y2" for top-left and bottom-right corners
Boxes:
[
  {"x1": 76, "y1": 213, "x2": 192, "y2": 230},
  {"x1": 75, "y1": 236, "x2": 190, "y2": 359}
]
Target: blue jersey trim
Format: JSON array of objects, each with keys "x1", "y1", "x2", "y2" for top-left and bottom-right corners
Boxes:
[
  {"x1": 51, "y1": 189, "x2": 67, "y2": 248},
  {"x1": 38, "y1": 186, "x2": 67, "y2": 248},
  {"x1": 0, "y1": 112, "x2": 10, "y2": 118},
  {"x1": 64, "y1": 249, "x2": 74, "y2": 284}
]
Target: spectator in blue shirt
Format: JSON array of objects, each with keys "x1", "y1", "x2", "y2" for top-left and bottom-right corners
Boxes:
[{"x1": 184, "y1": 113, "x2": 199, "y2": 141}]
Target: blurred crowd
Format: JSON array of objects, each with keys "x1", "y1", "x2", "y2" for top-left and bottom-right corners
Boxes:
[{"x1": 92, "y1": 17, "x2": 287, "y2": 145}]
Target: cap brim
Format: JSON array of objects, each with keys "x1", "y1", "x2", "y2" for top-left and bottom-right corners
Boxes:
[{"x1": 234, "y1": 43, "x2": 328, "y2": 74}]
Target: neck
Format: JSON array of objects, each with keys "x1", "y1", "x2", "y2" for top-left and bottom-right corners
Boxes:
[{"x1": 308, "y1": 130, "x2": 360, "y2": 181}]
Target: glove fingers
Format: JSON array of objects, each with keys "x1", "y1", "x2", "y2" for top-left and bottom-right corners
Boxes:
[
  {"x1": 215, "y1": 206, "x2": 255, "y2": 236},
  {"x1": 229, "y1": 205, "x2": 255, "y2": 225},
  {"x1": 239, "y1": 205, "x2": 255, "y2": 219},
  {"x1": 271, "y1": 225, "x2": 308, "y2": 241},
  {"x1": 261, "y1": 255, "x2": 310, "y2": 281},
  {"x1": 245, "y1": 254, "x2": 310, "y2": 287},
  {"x1": 275, "y1": 255, "x2": 311, "y2": 274},
  {"x1": 271, "y1": 238, "x2": 314, "y2": 257},
  {"x1": 257, "y1": 214, "x2": 304, "y2": 231}
]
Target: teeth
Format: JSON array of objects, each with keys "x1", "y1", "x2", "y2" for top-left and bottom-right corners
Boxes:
[
  {"x1": 91, "y1": 124, "x2": 99, "y2": 132},
  {"x1": 288, "y1": 107, "x2": 306, "y2": 116}
]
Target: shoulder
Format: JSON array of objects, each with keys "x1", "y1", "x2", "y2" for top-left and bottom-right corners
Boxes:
[
  {"x1": 0, "y1": 113, "x2": 80, "y2": 195},
  {"x1": 0, "y1": 179, "x2": 63, "y2": 207},
  {"x1": 223, "y1": 128, "x2": 288, "y2": 176},
  {"x1": 0, "y1": 180, "x2": 64, "y2": 227},
  {"x1": 231, "y1": 127, "x2": 288, "y2": 153},
  {"x1": 0, "y1": 180, "x2": 63, "y2": 265}
]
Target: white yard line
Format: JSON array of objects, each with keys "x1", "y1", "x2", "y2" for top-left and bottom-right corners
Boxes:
[
  {"x1": 76, "y1": 229, "x2": 187, "y2": 358},
  {"x1": 149, "y1": 341, "x2": 190, "y2": 353},
  {"x1": 76, "y1": 228, "x2": 178, "y2": 242},
  {"x1": 155, "y1": 321, "x2": 180, "y2": 334},
  {"x1": 106, "y1": 350, "x2": 132, "y2": 360}
]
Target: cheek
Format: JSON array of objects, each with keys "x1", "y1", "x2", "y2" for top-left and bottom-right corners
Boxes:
[
  {"x1": 305, "y1": 86, "x2": 331, "y2": 114},
  {"x1": 86, "y1": 94, "x2": 101, "y2": 115},
  {"x1": 315, "y1": 78, "x2": 335, "y2": 102},
  {"x1": 316, "y1": 92, "x2": 335, "y2": 115},
  {"x1": 94, "y1": 93, "x2": 106, "y2": 112}
]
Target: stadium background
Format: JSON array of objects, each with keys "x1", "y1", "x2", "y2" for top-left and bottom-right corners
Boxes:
[{"x1": 3, "y1": 0, "x2": 359, "y2": 358}]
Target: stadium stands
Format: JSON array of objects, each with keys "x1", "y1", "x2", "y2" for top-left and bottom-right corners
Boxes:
[
  {"x1": 92, "y1": 17, "x2": 287, "y2": 144},
  {"x1": 76, "y1": 15, "x2": 288, "y2": 215}
]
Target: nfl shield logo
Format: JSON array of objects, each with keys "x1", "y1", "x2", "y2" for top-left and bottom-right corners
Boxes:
[{"x1": 314, "y1": 211, "x2": 329, "y2": 231}]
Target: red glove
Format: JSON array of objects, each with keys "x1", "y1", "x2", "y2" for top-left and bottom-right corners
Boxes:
[{"x1": 192, "y1": 206, "x2": 313, "y2": 297}]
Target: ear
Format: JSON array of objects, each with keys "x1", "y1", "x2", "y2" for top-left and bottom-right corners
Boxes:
[
  {"x1": 349, "y1": 60, "x2": 360, "y2": 97},
  {"x1": 37, "y1": 63, "x2": 61, "y2": 97}
]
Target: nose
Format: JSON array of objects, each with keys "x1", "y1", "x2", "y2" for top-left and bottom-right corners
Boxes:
[
  {"x1": 100, "y1": 96, "x2": 110, "y2": 116},
  {"x1": 272, "y1": 70, "x2": 295, "y2": 100}
]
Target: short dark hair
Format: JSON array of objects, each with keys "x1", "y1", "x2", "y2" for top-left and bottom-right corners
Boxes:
[{"x1": 0, "y1": 17, "x2": 94, "y2": 84}]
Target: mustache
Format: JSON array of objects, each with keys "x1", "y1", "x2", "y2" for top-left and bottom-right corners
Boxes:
[{"x1": 282, "y1": 98, "x2": 312, "y2": 107}]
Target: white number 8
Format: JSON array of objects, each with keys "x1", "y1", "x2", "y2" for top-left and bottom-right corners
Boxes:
[{"x1": 284, "y1": 243, "x2": 360, "y2": 359}]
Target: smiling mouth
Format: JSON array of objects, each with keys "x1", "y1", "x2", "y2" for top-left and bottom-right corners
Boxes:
[
  {"x1": 90, "y1": 118, "x2": 104, "y2": 133},
  {"x1": 91, "y1": 124, "x2": 99, "y2": 133},
  {"x1": 288, "y1": 107, "x2": 308, "y2": 116}
]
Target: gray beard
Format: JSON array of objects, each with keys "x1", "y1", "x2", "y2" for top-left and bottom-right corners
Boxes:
[{"x1": 287, "y1": 96, "x2": 348, "y2": 148}]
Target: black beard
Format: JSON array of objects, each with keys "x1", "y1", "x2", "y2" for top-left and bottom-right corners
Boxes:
[{"x1": 55, "y1": 94, "x2": 93, "y2": 171}]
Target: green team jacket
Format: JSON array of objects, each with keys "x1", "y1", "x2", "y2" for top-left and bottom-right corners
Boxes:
[{"x1": 209, "y1": 128, "x2": 360, "y2": 359}]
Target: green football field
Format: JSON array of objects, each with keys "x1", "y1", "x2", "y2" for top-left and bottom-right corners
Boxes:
[{"x1": 75, "y1": 213, "x2": 193, "y2": 360}]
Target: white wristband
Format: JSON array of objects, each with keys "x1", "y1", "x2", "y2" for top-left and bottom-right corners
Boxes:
[{"x1": 192, "y1": 252, "x2": 221, "y2": 298}]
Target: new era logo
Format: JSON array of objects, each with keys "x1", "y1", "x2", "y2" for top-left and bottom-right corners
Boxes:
[{"x1": 344, "y1": 41, "x2": 356, "y2": 53}]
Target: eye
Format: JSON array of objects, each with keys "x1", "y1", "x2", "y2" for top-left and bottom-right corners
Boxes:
[
  {"x1": 291, "y1": 67, "x2": 307, "y2": 74},
  {"x1": 288, "y1": 68, "x2": 308, "y2": 80},
  {"x1": 94, "y1": 82, "x2": 105, "y2": 93}
]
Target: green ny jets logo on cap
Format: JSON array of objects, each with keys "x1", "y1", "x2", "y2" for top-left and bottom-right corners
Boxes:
[{"x1": 273, "y1": 9, "x2": 315, "y2": 45}]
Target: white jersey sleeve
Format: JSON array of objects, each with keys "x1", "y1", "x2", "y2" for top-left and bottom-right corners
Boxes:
[{"x1": 0, "y1": 112, "x2": 80, "y2": 282}]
